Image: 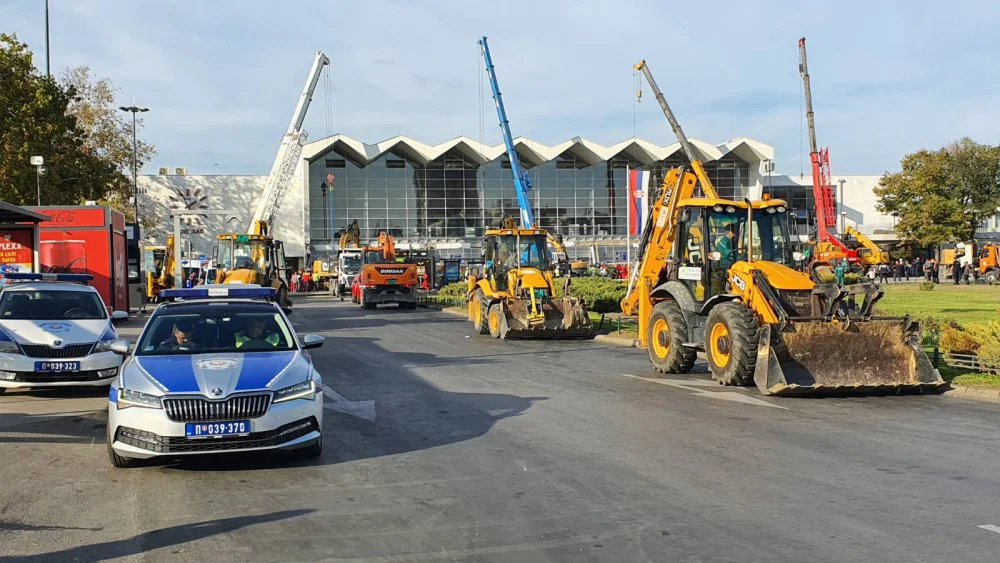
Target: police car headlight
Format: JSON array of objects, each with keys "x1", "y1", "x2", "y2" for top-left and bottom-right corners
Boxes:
[
  {"x1": 0, "y1": 341, "x2": 22, "y2": 354},
  {"x1": 273, "y1": 380, "x2": 317, "y2": 403},
  {"x1": 118, "y1": 388, "x2": 162, "y2": 409},
  {"x1": 94, "y1": 340, "x2": 115, "y2": 352}
]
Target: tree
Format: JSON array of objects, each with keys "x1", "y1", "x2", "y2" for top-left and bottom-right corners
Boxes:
[
  {"x1": 0, "y1": 34, "x2": 135, "y2": 216},
  {"x1": 61, "y1": 66, "x2": 156, "y2": 207},
  {"x1": 876, "y1": 138, "x2": 1000, "y2": 246}
]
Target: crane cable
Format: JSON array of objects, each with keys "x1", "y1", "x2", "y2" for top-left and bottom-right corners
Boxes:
[
  {"x1": 633, "y1": 68, "x2": 641, "y2": 139},
  {"x1": 323, "y1": 66, "x2": 334, "y2": 138}
]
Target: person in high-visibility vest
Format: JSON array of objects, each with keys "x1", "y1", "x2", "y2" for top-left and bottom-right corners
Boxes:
[{"x1": 235, "y1": 318, "x2": 280, "y2": 349}]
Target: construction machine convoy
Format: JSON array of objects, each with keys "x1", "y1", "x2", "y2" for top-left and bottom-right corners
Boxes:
[
  {"x1": 942, "y1": 241, "x2": 1000, "y2": 283},
  {"x1": 466, "y1": 36, "x2": 592, "y2": 339},
  {"x1": 353, "y1": 232, "x2": 419, "y2": 309},
  {"x1": 980, "y1": 243, "x2": 1000, "y2": 284},
  {"x1": 626, "y1": 58, "x2": 943, "y2": 396}
]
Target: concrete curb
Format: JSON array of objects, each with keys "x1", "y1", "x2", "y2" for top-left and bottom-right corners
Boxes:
[
  {"x1": 944, "y1": 386, "x2": 1000, "y2": 403},
  {"x1": 440, "y1": 306, "x2": 467, "y2": 317}
]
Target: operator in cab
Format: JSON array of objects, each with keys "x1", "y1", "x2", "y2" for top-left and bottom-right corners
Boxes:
[{"x1": 716, "y1": 224, "x2": 738, "y2": 270}]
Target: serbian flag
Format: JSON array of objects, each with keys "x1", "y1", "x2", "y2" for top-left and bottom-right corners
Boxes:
[{"x1": 627, "y1": 168, "x2": 650, "y2": 236}]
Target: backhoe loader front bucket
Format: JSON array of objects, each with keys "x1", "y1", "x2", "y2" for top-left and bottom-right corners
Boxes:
[
  {"x1": 753, "y1": 319, "x2": 945, "y2": 396},
  {"x1": 501, "y1": 296, "x2": 593, "y2": 339}
]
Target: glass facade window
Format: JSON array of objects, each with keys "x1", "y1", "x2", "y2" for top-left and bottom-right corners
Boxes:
[{"x1": 307, "y1": 141, "x2": 759, "y2": 255}]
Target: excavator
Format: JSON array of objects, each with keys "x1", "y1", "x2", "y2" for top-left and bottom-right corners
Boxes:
[
  {"x1": 799, "y1": 38, "x2": 860, "y2": 269},
  {"x1": 625, "y1": 59, "x2": 943, "y2": 396},
  {"x1": 143, "y1": 235, "x2": 174, "y2": 302},
  {"x1": 547, "y1": 233, "x2": 571, "y2": 277},
  {"x1": 353, "y1": 232, "x2": 419, "y2": 309},
  {"x1": 466, "y1": 36, "x2": 592, "y2": 339}
]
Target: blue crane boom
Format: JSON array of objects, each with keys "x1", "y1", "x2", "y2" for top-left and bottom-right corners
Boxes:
[{"x1": 479, "y1": 36, "x2": 535, "y2": 229}]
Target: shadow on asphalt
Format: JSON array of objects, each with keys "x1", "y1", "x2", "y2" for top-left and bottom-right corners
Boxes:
[{"x1": 0, "y1": 510, "x2": 314, "y2": 562}]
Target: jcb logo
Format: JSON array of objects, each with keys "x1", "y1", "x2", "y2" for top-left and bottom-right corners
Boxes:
[{"x1": 730, "y1": 275, "x2": 746, "y2": 291}]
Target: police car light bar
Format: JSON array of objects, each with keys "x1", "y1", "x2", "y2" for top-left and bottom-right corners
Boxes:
[
  {"x1": 159, "y1": 285, "x2": 277, "y2": 300},
  {"x1": 4, "y1": 273, "x2": 94, "y2": 283}
]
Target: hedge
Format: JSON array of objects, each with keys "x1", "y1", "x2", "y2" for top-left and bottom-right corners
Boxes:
[
  {"x1": 941, "y1": 321, "x2": 1000, "y2": 366},
  {"x1": 555, "y1": 277, "x2": 627, "y2": 314}
]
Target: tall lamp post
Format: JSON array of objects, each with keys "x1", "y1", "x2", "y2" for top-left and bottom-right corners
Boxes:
[{"x1": 118, "y1": 105, "x2": 149, "y2": 223}]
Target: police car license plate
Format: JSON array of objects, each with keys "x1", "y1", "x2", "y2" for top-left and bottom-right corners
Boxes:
[
  {"x1": 185, "y1": 421, "x2": 250, "y2": 437},
  {"x1": 35, "y1": 361, "x2": 80, "y2": 372}
]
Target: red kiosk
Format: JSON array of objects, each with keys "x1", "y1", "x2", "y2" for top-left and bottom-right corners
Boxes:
[
  {"x1": 29, "y1": 205, "x2": 129, "y2": 313},
  {"x1": 0, "y1": 201, "x2": 51, "y2": 279}
]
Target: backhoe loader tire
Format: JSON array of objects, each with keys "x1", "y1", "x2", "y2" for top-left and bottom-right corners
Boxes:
[
  {"x1": 705, "y1": 301, "x2": 758, "y2": 386},
  {"x1": 487, "y1": 303, "x2": 507, "y2": 339},
  {"x1": 986, "y1": 269, "x2": 998, "y2": 286},
  {"x1": 646, "y1": 300, "x2": 696, "y2": 374},
  {"x1": 471, "y1": 290, "x2": 490, "y2": 334}
]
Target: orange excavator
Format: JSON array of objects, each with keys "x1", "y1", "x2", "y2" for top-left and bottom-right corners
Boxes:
[{"x1": 352, "y1": 232, "x2": 419, "y2": 310}]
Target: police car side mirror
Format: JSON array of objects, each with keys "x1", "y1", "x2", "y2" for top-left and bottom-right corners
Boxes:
[
  {"x1": 111, "y1": 310, "x2": 129, "y2": 321},
  {"x1": 300, "y1": 334, "x2": 324, "y2": 350},
  {"x1": 282, "y1": 306, "x2": 293, "y2": 316},
  {"x1": 108, "y1": 339, "x2": 133, "y2": 355}
]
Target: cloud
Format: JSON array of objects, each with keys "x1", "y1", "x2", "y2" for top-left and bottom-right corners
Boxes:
[{"x1": 3, "y1": 0, "x2": 999, "y2": 176}]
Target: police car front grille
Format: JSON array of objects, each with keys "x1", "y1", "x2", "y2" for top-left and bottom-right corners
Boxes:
[
  {"x1": 21, "y1": 343, "x2": 94, "y2": 358},
  {"x1": 162, "y1": 393, "x2": 271, "y2": 422}
]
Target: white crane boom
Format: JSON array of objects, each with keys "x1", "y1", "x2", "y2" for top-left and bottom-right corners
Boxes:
[{"x1": 249, "y1": 50, "x2": 330, "y2": 234}]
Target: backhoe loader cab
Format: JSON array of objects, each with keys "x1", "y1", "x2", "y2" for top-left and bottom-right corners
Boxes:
[{"x1": 467, "y1": 226, "x2": 591, "y2": 339}]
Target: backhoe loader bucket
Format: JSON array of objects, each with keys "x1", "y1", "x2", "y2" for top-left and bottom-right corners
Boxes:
[
  {"x1": 753, "y1": 320, "x2": 945, "y2": 396},
  {"x1": 501, "y1": 296, "x2": 593, "y2": 339}
]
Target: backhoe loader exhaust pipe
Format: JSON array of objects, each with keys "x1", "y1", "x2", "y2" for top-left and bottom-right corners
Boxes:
[{"x1": 754, "y1": 320, "x2": 945, "y2": 396}]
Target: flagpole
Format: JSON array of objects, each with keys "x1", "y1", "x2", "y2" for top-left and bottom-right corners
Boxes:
[{"x1": 625, "y1": 165, "x2": 631, "y2": 274}]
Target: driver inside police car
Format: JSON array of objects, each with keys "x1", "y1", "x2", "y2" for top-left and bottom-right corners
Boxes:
[{"x1": 158, "y1": 318, "x2": 201, "y2": 352}]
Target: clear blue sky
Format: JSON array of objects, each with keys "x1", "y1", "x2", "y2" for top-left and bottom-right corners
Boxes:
[{"x1": 4, "y1": 0, "x2": 998, "y2": 176}]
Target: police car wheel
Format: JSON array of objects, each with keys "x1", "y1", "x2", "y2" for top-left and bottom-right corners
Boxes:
[
  {"x1": 297, "y1": 437, "x2": 323, "y2": 459},
  {"x1": 107, "y1": 432, "x2": 143, "y2": 468}
]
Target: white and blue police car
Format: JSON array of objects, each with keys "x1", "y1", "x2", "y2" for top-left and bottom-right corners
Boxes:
[
  {"x1": 106, "y1": 285, "x2": 324, "y2": 468},
  {"x1": 0, "y1": 273, "x2": 126, "y2": 393}
]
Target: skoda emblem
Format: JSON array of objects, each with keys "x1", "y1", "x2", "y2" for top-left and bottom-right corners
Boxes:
[
  {"x1": 211, "y1": 387, "x2": 223, "y2": 397},
  {"x1": 52, "y1": 339, "x2": 63, "y2": 347}
]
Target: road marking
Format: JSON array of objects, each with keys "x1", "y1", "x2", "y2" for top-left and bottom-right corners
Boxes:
[
  {"x1": 978, "y1": 524, "x2": 1000, "y2": 534},
  {"x1": 619, "y1": 373, "x2": 788, "y2": 410},
  {"x1": 323, "y1": 388, "x2": 376, "y2": 421}
]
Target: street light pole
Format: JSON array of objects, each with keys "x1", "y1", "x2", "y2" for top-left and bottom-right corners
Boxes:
[
  {"x1": 45, "y1": 0, "x2": 51, "y2": 77},
  {"x1": 118, "y1": 105, "x2": 149, "y2": 223}
]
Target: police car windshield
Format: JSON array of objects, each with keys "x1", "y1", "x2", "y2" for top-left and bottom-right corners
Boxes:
[
  {"x1": 136, "y1": 304, "x2": 295, "y2": 356},
  {"x1": 0, "y1": 290, "x2": 107, "y2": 320}
]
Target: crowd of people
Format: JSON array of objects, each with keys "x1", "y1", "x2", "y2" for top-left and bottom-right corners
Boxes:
[{"x1": 289, "y1": 269, "x2": 319, "y2": 292}]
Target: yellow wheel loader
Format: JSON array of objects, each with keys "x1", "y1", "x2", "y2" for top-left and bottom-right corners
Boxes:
[
  {"x1": 215, "y1": 221, "x2": 292, "y2": 307},
  {"x1": 625, "y1": 59, "x2": 944, "y2": 396},
  {"x1": 468, "y1": 222, "x2": 591, "y2": 339}
]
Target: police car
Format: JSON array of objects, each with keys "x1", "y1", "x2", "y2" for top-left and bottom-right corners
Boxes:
[
  {"x1": 106, "y1": 285, "x2": 324, "y2": 468},
  {"x1": 0, "y1": 273, "x2": 126, "y2": 393}
]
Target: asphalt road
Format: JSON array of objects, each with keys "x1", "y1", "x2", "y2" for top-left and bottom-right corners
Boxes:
[{"x1": 2, "y1": 296, "x2": 1000, "y2": 562}]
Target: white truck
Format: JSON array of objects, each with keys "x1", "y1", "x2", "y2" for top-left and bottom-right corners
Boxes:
[{"x1": 331, "y1": 250, "x2": 362, "y2": 300}]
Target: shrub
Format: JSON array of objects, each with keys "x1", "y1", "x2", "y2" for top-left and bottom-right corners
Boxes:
[
  {"x1": 437, "y1": 281, "x2": 467, "y2": 299},
  {"x1": 555, "y1": 277, "x2": 628, "y2": 314},
  {"x1": 844, "y1": 272, "x2": 862, "y2": 285},
  {"x1": 918, "y1": 281, "x2": 935, "y2": 291},
  {"x1": 941, "y1": 321, "x2": 1000, "y2": 366}
]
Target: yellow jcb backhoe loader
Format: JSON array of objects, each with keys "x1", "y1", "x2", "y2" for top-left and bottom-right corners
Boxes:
[
  {"x1": 625, "y1": 59, "x2": 943, "y2": 396},
  {"x1": 468, "y1": 218, "x2": 591, "y2": 339},
  {"x1": 215, "y1": 220, "x2": 292, "y2": 307}
]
